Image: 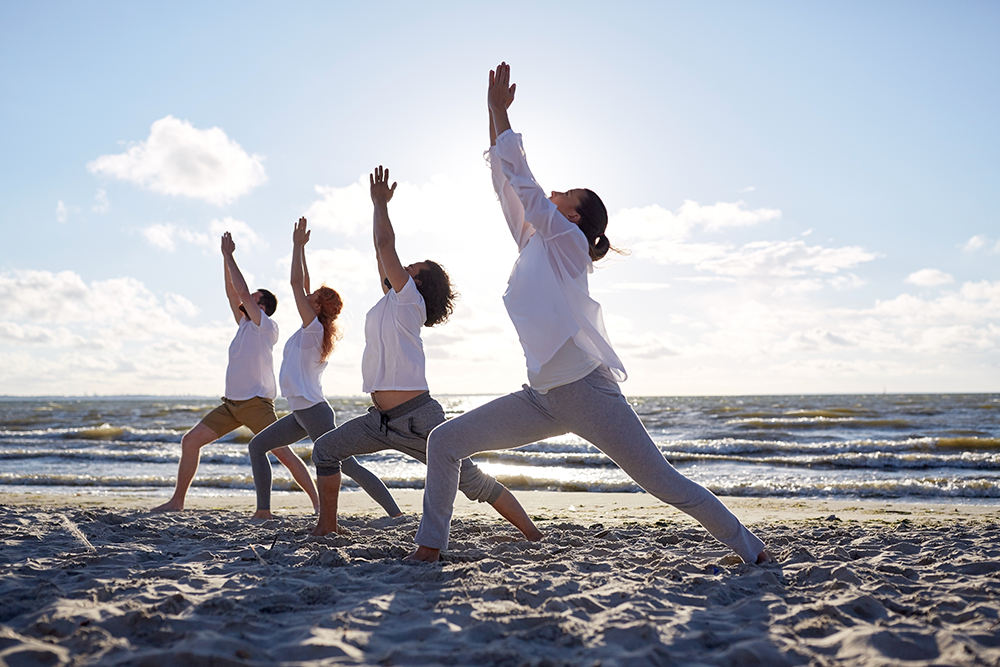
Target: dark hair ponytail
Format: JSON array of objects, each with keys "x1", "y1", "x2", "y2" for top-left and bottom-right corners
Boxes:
[{"x1": 576, "y1": 189, "x2": 611, "y2": 261}]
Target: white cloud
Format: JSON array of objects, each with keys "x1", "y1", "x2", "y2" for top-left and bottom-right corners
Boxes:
[
  {"x1": 737, "y1": 186, "x2": 755, "y2": 193},
  {"x1": 905, "y1": 268, "x2": 954, "y2": 286},
  {"x1": 304, "y1": 179, "x2": 371, "y2": 236},
  {"x1": 142, "y1": 217, "x2": 263, "y2": 253},
  {"x1": 0, "y1": 269, "x2": 233, "y2": 395},
  {"x1": 92, "y1": 188, "x2": 110, "y2": 213},
  {"x1": 56, "y1": 200, "x2": 68, "y2": 223},
  {"x1": 87, "y1": 115, "x2": 266, "y2": 205},
  {"x1": 963, "y1": 235, "x2": 988, "y2": 252},
  {"x1": 611, "y1": 202, "x2": 878, "y2": 281}
]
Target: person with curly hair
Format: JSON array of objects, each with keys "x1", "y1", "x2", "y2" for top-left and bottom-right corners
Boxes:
[
  {"x1": 246, "y1": 217, "x2": 401, "y2": 521},
  {"x1": 309, "y1": 166, "x2": 542, "y2": 541}
]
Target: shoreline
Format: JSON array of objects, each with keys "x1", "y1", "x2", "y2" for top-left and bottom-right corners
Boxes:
[{"x1": 3, "y1": 488, "x2": 999, "y2": 525}]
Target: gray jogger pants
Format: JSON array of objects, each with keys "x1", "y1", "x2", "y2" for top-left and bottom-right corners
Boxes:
[
  {"x1": 311, "y1": 392, "x2": 504, "y2": 505},
  {"x1": 247, "y1": 401, "x2": 400, "y2": 515},
  {"x1": 414, "y1": 366, "x2": 765, "y2": 563}
]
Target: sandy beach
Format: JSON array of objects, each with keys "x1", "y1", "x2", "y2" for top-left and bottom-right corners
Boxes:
[{"x1": 2, "y1": 490, "x2": 999, "y2": 666}]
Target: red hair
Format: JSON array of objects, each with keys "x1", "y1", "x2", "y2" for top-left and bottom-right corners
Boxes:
[{"x1": 313, "y1": 286, "x2": 343, "y2": 361}]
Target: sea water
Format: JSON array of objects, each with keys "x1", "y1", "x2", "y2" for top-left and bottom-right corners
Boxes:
[{"x1": 1, "y1": 394, "x2": 998, "y2": 503}]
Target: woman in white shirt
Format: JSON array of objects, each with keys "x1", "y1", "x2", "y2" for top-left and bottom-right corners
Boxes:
[
  {"x1": 309, "y1": 166, "x2": 542, "y2": 541},
  {"x1": 247, "y1": 218, "x2": 400, "y2": 521},
  {"x1": 409, "y1": 63, "x2": 770, "y2": 565}
]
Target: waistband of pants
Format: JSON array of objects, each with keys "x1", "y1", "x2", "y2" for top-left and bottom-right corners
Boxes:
[
  {"x1": 222, "y1": 396, "x2": 274, "y2": 406},
  {"x1": 378, "y1": 391, "x2": 433, "y2": 420}
]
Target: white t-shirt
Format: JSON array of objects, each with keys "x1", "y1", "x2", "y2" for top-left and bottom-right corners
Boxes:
[
  {"x1": 279, "y1": 317, "x2": 328, "y2": 411},
  {"x1": 361, "y1": 275, "x2": 429, "y2": 393},
  {"x1": 490, "y1": 129, "x2": 627, "y2": 389},
  {"x1": 225, "y1": 312, "x2": 279, "y2": 400}
]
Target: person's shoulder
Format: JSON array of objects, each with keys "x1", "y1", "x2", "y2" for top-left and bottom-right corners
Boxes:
[{"x1": 393, "y1": 276, "x2": 423, "y2": 304}]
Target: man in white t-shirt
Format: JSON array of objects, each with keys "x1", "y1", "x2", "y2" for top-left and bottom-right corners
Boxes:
[{"x1": 151, "y1": 232, "x2": 319, "y2": 513}]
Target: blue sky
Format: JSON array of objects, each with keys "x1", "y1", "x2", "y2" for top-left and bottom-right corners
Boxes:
[{"x1": 2, "y1": 1, "x2": 998, "y2": 396}]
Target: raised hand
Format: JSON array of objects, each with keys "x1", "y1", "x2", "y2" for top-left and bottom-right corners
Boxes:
[
  {"x1": 221, "y1": 231, "x2": 235, "y2": 256},
  {"x1": 369, "y1": 165, "x2": 398, "y2": 206},
  {"x1": 488, "y1": 61, "x2": 516, "y2": 113},
  {"x1": 293, "y1": 217, "x2": 311, "y2": 246}
]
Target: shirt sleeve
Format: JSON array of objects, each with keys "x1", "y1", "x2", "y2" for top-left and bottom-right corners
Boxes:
[
  {"x1": 260, "y1": 313, "x2": 280, "y2": 346},
  {"x1": 391, "y1": 276, "x2": 429, "y2": 329},
  {"x1": 299, "y1": 316, "x2": 323, "y2": 350},
  {"x1": 488, "y1": 145, "x2": 534, "y2": 251},
  {"x1": 494, "y1": 130, "x2": 580, "y2": 241},
  {"x1": 495, "y1": 129, "x2": 592, "y2": 278}
]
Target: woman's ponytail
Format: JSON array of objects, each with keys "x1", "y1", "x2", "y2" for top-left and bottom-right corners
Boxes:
[{"x1": 576, "y1": 189, "x2": 612, "y2": 261}]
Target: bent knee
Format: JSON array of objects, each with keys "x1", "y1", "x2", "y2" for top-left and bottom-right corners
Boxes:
[{"x1": 458, "y1": 475, "x2": 505, "y2": 505}]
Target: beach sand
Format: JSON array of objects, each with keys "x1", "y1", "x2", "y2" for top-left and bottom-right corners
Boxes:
[{"x1": 2, "y1": 490, "x2": 999, "y2": 666}]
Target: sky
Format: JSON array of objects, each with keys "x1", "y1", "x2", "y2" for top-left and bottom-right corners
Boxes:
[{"x1": 1, "y1": 1, "x2": 998, "y2": 397}]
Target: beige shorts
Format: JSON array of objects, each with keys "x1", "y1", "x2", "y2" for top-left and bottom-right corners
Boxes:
[{"x1": 199, "y1": 396, "x2": 277, "y2": 437}]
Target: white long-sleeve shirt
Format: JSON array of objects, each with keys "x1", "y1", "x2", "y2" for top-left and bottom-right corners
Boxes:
[{"x1": 489, "y1": 129, "x2": 626, "y2": 390}]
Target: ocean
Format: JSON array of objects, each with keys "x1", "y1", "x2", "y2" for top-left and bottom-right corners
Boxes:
[{"x1": 1, "y1": 394, "x2": 998, "y2": 504}]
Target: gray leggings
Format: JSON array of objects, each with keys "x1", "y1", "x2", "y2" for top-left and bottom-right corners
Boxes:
[
  {"x1": 415, "y1": 366, "x2": 766, "y2": 563},
  {"x1": 248, "y1": 401, "x2": 400, "y2": 515},
  {"x1": 312, "y1": 392, "x2": 504, "y2": 505}
]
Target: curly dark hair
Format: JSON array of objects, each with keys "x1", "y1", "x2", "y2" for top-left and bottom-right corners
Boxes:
[
  {"x1": 413, "y1": 260, "x2": 458, "y2": 327},
  {"x1": 313, "y1": 286, "x2": 344, "y2": 361}
]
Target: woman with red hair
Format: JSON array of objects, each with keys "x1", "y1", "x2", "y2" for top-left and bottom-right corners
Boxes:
[{"x1": 247, "y1": 218, "x2": 400, "y2": 521}]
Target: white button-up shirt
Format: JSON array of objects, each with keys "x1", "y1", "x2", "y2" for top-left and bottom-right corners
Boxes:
[{"x1": 490, "y1": 129, "x2": 626, "y2": 387}]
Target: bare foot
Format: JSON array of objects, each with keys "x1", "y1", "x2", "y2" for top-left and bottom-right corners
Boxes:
[
  {"x1": 523, "y1": 526, "x2": 543, "y2": 542},
  {"x1": 310, "y1": 521, "x2": 350, "y2": 537},
  {"x1": 150, "y1": 501, "x2": 183, "y2": 513},
  {"x1": 251, "y1": 510, "x2": 273, "y2": 521},
  {"x1": 404, "y1": 545, "x2": 440, "y2": 562},
  {"x1": 756, "y1": 549, "x2": 774, "y2": 565}
]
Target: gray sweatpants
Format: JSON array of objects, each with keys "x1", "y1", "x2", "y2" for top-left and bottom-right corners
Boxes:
[
  {"x1": 415, "y1": 366, "x2": 766, "y2": 563},
  {"x1": 312, "y1": 392, "x2": 504, "y2": 505},
  {"x1": 248, "y1": 401, "x2": 400, "y2": 515}
]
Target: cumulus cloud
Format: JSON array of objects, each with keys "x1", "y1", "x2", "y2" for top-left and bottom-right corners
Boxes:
[
  {"x1": 87, "y1": 115, "x2": 266, "y2": 205},
  {"x1": 905, "y1": 268, "x2": 954, "y2": 287},
  {"x1": 611, "y1": 201, "x2": 878, "y2": 281},
  {"x1": 142, "y1": 217, "x2": 264, "y2": 253},
  {"x1": 0, "y1": 269, "x2": 234, "y2": 395}
]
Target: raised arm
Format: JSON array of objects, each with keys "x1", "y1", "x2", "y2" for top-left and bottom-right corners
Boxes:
[
  {"x1": 370, "y1": 166, "x2": 408, "y2": 294},
  {"x1": 223, "y1": 250, "x2": 242, "y2": 324},
  {"x1": 222, "y1": 232, "x2": 261, "y2": 326},
  {"x1": 290, "y1": 217, "x2": 317, "y2": 327}
]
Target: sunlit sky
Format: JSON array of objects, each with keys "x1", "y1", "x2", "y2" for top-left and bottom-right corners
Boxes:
[{"x1": 2, "y1": 2, "x2": 998, "y2": 397}]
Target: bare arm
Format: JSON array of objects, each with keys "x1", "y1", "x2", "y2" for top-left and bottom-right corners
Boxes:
[
  {"x1": 223, "y1": 251, "x2": 242, "y2": 324},
  {"x1": 489, "y1": 62, "x2": 515, "y2": 139},
  {"x1": 370, "y1": 166, "x2": 408, "y2": 293},
  {"x1": 373, "y1": 227, "x2": 390, "y2": 295},
  {"x1": 290, "y1": 217, "x2": 317, "y2": 327},
  {"x1": 221, "y1": 232, "x2": 262, "y2": 326}
]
